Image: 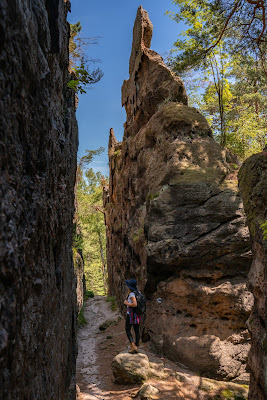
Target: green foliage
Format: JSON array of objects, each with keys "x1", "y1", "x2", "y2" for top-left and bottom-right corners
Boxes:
[
  {"x1": 78, "y1": 306, "x2": 87, "y2": 327},
  {"x1": 69, "y1": 21, "x2": 82, "y2": 62},
  {"x1": 106, "y1": 296, "x2": 117, "y2": 311},
  {"x1": 260, "y1": 220, "x2": 267, "y2": 240},
  {"x1": 167, "y1": 1, "x2": 267, "y2": 159},
  {"x1": 146, "y1": 192, "x2": 159, "y2": 201},
  {"x1": 76, "y1": 148, "x2": 108, "y2": 295},
  {"x1": 133, "y1": 228, "x2": 144, "y2": 243},
  {"x1": 114, "y1": 149, "x2": 121, "y2": 157},
  {"x1": 221, "y1": 390, "x2": 246, "y2": 400},
  {"x1": 68, "y1": 22, "x2": 103, "y2": 94},
  {"x1": 80, "y1": 148, "x2": 105, "y2": 167},
  {"x1": 167, "y1": 0, "x2": 266, "y2": 72},
  {"x1": 84, "y1": 289, "x2": 95, "y2": 299}
]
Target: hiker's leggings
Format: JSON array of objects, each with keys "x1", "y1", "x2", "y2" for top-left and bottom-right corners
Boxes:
[{"x1": 125, "y1": 314, "x2": 140, "y2": 346}]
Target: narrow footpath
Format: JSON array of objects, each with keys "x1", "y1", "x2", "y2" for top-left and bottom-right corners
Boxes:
[
  {"x1": 76, "y1": 296, "x2": 113, "y2": 400},
  {"x1": 76, "y1": 296, "x2": 146, "y2": 400}
]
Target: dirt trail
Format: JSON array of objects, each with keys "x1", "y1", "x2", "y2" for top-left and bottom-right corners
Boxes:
[
  {"x1": 76, "y1": 295, "x2": 116, "y2": 400},
  {"x1": 76, "y1": 296, "x2": 249, "y2": 400},
  {"x1": 77, "y1": 296, "x2": 144, "y2": 400}
]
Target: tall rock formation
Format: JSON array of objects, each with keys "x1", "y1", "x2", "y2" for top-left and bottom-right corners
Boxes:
[
  {"x1": 104, "y1": 6, "x2": 253, "y2": 381},
  {"x1": 0, "y1": 1, "x2": 78, "y2": 399},
  {"x1": 239, "y1": 150, "x2": 267, "y2": 400}
]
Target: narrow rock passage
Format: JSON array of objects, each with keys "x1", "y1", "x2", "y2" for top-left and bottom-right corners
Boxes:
[
  {"x1": 76, "y1": 296, "x2": 116, "y2": 400},
  {"x1": 76, "y1": 295, "x2": 249, "y2": 400}
]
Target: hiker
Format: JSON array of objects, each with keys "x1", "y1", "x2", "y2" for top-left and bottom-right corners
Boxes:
[{"x1": 124, "y1": 279, "x2": 141, "y2": 354}]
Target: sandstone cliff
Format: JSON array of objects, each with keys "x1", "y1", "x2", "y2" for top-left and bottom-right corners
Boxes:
[
  {"x1": 0, "y1": 1, "x2": 78, "y2": 399},
  {"x1": 104, "y1": 6, "x2": 253, "y2": 382},
  {"x1": 239, "y1": 150, "x2": 267, "y2": 400}
]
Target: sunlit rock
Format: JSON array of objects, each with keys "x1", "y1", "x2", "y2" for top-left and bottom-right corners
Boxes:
[
  {"x1": 104, "y1": 6, "x2": 253, "y2": 381},
  {"x1": 111, "y1": 350, "x2": 150, "y2": 383}
]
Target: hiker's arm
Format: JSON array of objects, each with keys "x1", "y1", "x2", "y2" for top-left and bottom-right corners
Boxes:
[{"x1": 124, "y1": 296, "x2": 137, "y2": 307}]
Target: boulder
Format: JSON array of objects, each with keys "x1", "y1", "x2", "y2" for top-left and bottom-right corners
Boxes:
[
  {"x1": 139, "y1": 383, "x2": 160, "y2": 399},
  {"x1": 104, "y1": 6, "x2": 252, "y2": 381},
  {"x1": 111, "y1": 350, "x2": 150, "y2": 383}
]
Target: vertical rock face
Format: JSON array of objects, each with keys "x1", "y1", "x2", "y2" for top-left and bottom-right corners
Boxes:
[
  {"x1": 238, "y1": 150, "x2": 267, "y2": 400},
  {"x1": 75, "y1": 249, "x2": 85, "y2": 313},
  {"x1": 0, "y1": 1, "x2": 78, "y2": 399},
  {"x1": 104, "y1": 6, "x2": 253, "y2": 381}
]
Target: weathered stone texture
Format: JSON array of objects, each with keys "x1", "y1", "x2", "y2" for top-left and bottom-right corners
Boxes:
[
  {"x1": 112, "y1": 350, "x2": 150, "y2": 383},
  {"x1": 74, "y1": 249, "x2": 85, "y2": 313},
  {"x1": 121, "y1": 6, "x2": 187, "y2": 138},
  {"x1": 104, "y1": 6, "x2": 253, "y2": 381},
  {"x1": 239, "y1": 150, "x2": 267, "y2": 400},
  {"x1": 0, "y1": 1, "x2": 78, "y2": 399}
]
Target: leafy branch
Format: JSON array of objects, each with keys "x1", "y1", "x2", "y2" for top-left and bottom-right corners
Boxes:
[{"x1": 68, "y1": 22, "x2": 103, "y2": 94}]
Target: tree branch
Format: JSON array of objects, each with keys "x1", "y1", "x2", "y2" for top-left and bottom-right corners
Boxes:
[
  {"x1": 205, "y1": 0, "x2": 242, "y2": 53},
  {"x1": 205, "y1": 0, "x2": 266, "y2": 54}
]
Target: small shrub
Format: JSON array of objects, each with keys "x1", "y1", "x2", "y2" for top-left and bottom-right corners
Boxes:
[
  {"x1": 78, "y1": 307, "x2": 87, "y2": 327},
  {"x1": 229, "y1": 162, "x2": 239, "y2": 171},
  {"x1": 114, "y1": 149, "x2": 121, "y2": 157},
  {"x1": 260, "y1": 220, "x2": 267, "y2": 240},
  {"x1": 99, "y1": 318, "x2": 117, "y2": 331},
  {"x1": 133, "y1": 235, "x2": 140, "y2": 243},
  {"x1": 85, "y1": 289, "x2": 95, "y2": 299},
  {"x1": 132, "y1": 228, "x2": 144, "y2": 243},
  {"x1": 106, "y1": 296, "x2": 117, "y2": 311},
  {"x1": 146, "y1": 192, "x2": 159, "y2": 201}
]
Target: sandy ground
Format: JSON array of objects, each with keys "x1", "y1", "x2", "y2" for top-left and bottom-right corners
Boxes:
[
  {"x1": 76, "y1": 296, "x2": 249, "y2": 400},
  {"x1": 76, "y1": 295, "x2": 146, "y2": 400},
  {"x1": 76, "y1": 295, "x2": 115, "y2": 400}
]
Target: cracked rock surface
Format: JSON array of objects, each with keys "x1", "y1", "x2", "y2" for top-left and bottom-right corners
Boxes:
[
  {"x1": 239, "y1": 149, "x2": 267, "y2": 400},
  {"x1": 0, "y1": 1, "x2": 78, "y2": 399}
]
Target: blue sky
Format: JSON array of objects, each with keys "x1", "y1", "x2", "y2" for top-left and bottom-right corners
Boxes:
[{"x1": 68, "y1": 1, "x2": 184, "y2": 175}]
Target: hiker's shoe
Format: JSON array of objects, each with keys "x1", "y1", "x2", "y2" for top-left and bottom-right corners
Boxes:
[{"x1": 129, "y1": 343, "x2": 138, "y2": 354}]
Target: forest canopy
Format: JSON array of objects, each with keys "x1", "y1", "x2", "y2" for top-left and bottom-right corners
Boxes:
[
  {"x1": 167, "y1": 0, "x2": 267, "y2": 160},
  {"x1": 74, "y1": 149, "x2": 108, "y2": 295}
]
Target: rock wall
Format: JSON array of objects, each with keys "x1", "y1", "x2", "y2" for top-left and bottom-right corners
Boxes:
[
  {"x1": 0, "y1": 1, "x2": 78, "y2": 399},
  {"x1": 73, "y1": 185, "x2": 86, "y2": 313},
  {"x1": 75, "y1": 249, "x2": 85, "y2": 313},
  {"x1": 238, "y1": 150, "x2": 267, "y2": 399},
  {"x1": 104, "y1": 6, "x2": 253, "y2": 382}
]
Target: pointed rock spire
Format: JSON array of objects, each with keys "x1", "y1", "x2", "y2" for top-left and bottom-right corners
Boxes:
[
  {"x1": 108, "y1": 128, "x2": 118, "y2": 152},
  {"x1": 122, "y1": 7, "x2": 187, "y2": 137},
  {"x1": 129, "y1": 6, "x2": 153, "y2": 75}
]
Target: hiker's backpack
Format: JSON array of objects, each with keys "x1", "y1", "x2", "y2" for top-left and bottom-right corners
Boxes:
[{"x1": 134, "y1": 290, "x2": 146, "y2": 315}]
